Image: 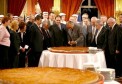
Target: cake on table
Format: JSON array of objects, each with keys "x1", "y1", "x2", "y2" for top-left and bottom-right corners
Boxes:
[
  {"x1": 0, "y1": 67, "x2": 104, "y2": 84},
  {"x1": 48, "y1": 47, "x2": 89, "y2": 53}
]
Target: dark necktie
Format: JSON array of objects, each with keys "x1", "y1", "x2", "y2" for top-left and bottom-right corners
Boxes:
[{"x1": 46, "y1": 30, "x2": 50, "y2": 38}]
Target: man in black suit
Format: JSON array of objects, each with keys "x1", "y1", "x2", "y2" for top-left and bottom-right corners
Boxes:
[
  {"x1": 41, "y1": 20, "x2": 52, "y2": 50},
  {"x1": 28, "y1": 15, "x2": 43, "y2": 67},
  {"x1": 100, "y1": 15, "x2": 109, "y2": 29},
  {"x1": 107, "y1": 17, "x2": 122, "y2": 77},
  {"x1": 49, "y1": 15, "x2": 68, "y2": 47},
  {"x1": 95, "y1": 19, "x2": 108, "y2": 49},
  {"x1": 25, "y1": 15, "x2": 35, "y2": 45}
]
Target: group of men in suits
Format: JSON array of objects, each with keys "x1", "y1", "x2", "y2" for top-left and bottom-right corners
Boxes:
[
  {"x1": 25, "y1": 12, "x2": 122, "y2": 78},
  {"x1": 1, "y1": 12, "x2": 122, "y2": 77},
  {"x1": 66, "y1": 13, "x2": 122, "y2": 77}
]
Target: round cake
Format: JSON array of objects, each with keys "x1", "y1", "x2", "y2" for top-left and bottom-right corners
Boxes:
[
  {"x1": 0, "y1": 67, "x2": 103, "y2": 84},
  {"x1": 48, "y1": 47, "x2": 89, "y2": 53}
]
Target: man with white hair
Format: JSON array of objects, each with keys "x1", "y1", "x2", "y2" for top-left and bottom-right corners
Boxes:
[
  {"x1": 72, "y1": 14, "x2": 79, "y2": 23},
  {"x1": 95, "y1": 19, "x2": 108, "y2": 49},
  {"x1": 42, "y1": 12, "x2": 48, "y2": 21},
  {"x1": 107, "y1": 17, "x2": 122, "y2": 78},
  {"x1": 87, "y1": 16, "x2": 98, "y2": 47},
  {"x1": 66, "y1": 21, "x2": 84, "y2": 46},
  {"x1": 59, "y1": 13, "x2": 66, "y2": 24}
]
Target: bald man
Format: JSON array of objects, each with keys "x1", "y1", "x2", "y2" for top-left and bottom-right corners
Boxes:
[{"x1": 107, "y1": 17, "x2": 122, "y2": 77}]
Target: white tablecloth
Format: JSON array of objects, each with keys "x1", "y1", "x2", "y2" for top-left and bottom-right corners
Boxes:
[
  {"x1": 38, "y1": 50, "x2": 106, "y2": 69},
  {"x1": 104, "y1": 81, "x2": 120, "y2": 84}
]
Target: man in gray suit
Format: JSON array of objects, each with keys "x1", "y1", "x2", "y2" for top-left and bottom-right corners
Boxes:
[{"x1": 66, "y1": 21, "x2": 84, "y2": 46}]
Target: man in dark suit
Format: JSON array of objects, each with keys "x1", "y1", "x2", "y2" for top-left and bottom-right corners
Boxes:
[
  {"x1": 48, "y1": 12, "x2": 55, "y2": 26},
  {"x1": 49, "y1": 15, "x2": 68, "y2": 47},
  {"x1": 107, "y1": 17, "x2": 122, "y2": 77},
  {"x1": 95, "y1": 19, "x2": 108, "y2": 49},
  {"x1": 100, "y1": 15, "x2": 109, "y2": 29},
  {"x1": 88, "y1": 17, "x2": 98, "y2": 47},
  {"x1": 25, "y1": 15, "x2": 35, "y2": 45},
  {"x1": 28, "y1": 15, "x2": 43, "y2": 67},
  {"x1": 41, "y1": 20, "x2": 52, "y2": 50}
]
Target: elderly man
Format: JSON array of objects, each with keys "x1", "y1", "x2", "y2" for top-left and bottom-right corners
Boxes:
[
  {"x1": 41, "y1": 20, "x2": 52, "y2": 50},
  {"x1": 107, "y1": 17, "x2": 122, "y2": 78},
  {"x1": 59, "y1": 13, "x2": 66, "y2": 24},
  {"x1": 66, "y1": 21, "x2": 84, "y2": 46},
  {"x1": 87, "y1": 17, "x2": 98, "y2": 47},
  {"x1": 42, "y1": 12, "x2": 48, "y2": 22},
  {"x1": 95, "y1": 19, "x2": 108, "y2": 49}
]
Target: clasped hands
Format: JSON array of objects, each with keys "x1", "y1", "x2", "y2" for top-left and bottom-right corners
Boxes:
[{"x1": 68, "y1": 41, "x2": 77, "y2": 46}]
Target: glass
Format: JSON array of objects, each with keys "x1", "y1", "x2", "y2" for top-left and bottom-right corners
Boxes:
[
  {"x1": 91, "y1": 0, "x2": 96, "y2": 6},
  {"x1": 97, "y1": 68, "x2": 115, "y2": 81},
  {"x1": 81, "y1": 8, "x2": 98, "y2": 19},
  {"x1": 82, "y1": 0, "x2": 88, "y2": 6}
]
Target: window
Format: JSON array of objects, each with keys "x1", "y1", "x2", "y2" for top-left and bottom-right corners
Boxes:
[{"x1": 80, "y1": 0, "x2": 98, "y2": 20}]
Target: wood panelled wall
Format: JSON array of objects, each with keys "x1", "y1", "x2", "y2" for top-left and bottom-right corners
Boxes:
[{"x1": 0, "y1": 0, "x2": 7, "y2": 15}]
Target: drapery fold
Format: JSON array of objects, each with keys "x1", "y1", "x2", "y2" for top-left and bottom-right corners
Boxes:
[
  {"x1": 61, "y1": 0, "x2": 82, "y2": 21},
  {"x1": 94, "y1": 0, "x2": 114, "y2": 17},
  {"x1": 38, "y1": 0, "x2": 54, "y2": 13},
  {"x1": 32, "y1": 0, "x2": 37, "y2": 15},
  {"x1": 8, "y1": 0, "x2": 26, "y2": 16}
]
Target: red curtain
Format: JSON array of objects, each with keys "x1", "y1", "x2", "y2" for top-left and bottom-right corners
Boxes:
[
  {"x1": 8, "y1": 0, "x2": 26, "y2": 16},
  {"x1": 94, "y1": 0, "x2": 114, "y2": 18},
  {"x1": 61, "y1": 0, "x2": 82, "y2": 21},
  {"x1": 38, "y1": 0, "x2": 54, "y2": 13},
  {"x1": 32, "y1": 0, "x2": 37, "y2": 15}
]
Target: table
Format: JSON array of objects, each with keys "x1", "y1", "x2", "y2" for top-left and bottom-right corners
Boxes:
[
  {"x1": 104, "y1": 81, "x2": 120, "y2": 84},
  {"x1": 38, "y1": 50, "x2": 106, "y2": 69}
]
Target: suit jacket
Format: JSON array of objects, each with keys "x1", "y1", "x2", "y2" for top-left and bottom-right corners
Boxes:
[
  {"x1": 96, "y1": 27, "x2": 109, "y2": 49},
  {"x1": 86, "y1": 25, "x2": 92, "y2": 46},
  {"x1": 89, "y1": 25, "x2": 98, "y2": 47},
  {"x1": 67, "y1": 24, "x2": 84, "y2": 46},
  {"x1": 17, "y1": 32, "x2": 26, "y2": 48},
  {"x1": 29, "y1": 23, "x2": 43, "y2": 52},
  {"x1": 9, "y1": 30, "x2": 20, "y2": 54},
  {"x1": 108, "y1": 24, "x2": 121, "y2": 54},
  {"x1": 41, "y1": 27, "x2": 52, "y2": 50},
  {"x1": 49, "y1": 23, "x2": 68, "y2": 47}
]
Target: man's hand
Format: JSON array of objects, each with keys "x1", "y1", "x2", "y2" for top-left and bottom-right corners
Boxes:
[{"x1": 116, "y1": 50, "x2": 120, "y2": 54}]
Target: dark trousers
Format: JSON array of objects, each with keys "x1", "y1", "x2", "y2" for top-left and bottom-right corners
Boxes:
[
  {"x1": 8, "y1": 50, "x2": 19, "y2": 68},
  {"x1": 18, "y1": 51, "x2": 26, "y2": 67},
  {"x1": 108, "y1": 53, "x2": 121, "y2": 77},
  {"x1": 28, "y1": 50, "x2": 42, "y2": 67},
  {"x1": 0, "y1": 45, "x2": 9, "y2": 69},
  {"x1": 115, "y1": 53, "x2": 122, "y2": 77}
]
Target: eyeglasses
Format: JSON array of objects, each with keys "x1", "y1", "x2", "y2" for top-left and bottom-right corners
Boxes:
[{"x1": 56, "y1": 20, "x2": 60, "y2": 21}]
